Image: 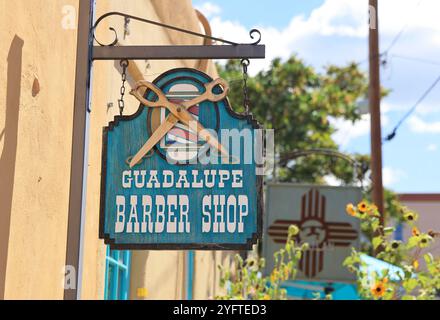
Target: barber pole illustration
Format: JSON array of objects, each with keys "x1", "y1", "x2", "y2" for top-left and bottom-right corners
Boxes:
[
  {"x1": 264, "y1": 184, "x2": 361, "y2": 282},
  {"x1": 157, "y1": 85, "x2": 206, "y2": 161}
]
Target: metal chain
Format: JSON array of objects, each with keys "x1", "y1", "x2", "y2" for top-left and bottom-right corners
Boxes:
[
  {"x1": 118, "y1": 59, "x2": 129, "y2": 116},
  {"x1": 241, "y1": 59, "x2": 250, "y2": 115}
]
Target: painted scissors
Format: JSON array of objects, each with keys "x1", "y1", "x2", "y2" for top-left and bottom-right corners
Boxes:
[{"x1": 128, "y1": 78, "x2": 230, "y2": 168}]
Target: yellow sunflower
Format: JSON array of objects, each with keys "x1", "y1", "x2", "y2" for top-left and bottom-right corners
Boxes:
[
  {"x1": 346, "y1": 203, "x2": 356, "y2": 216},
  {"x1": 412, "y1": 227, "x2": 420, "y2": 237},
  {"x1": 284, "y1": 266, "x2": 290, "y2": 279},
  {"x1": 404, "y1": 211, "x2": 418, "y2": 222},
  {"x1": 418, "y1": 234, "x2": 432, "y2": 248},
  {"x1": 270, "y1": 270, "x2": 278, "y2": 283},
  {"x1": 413, "y1": 260, "x2": 419, "y2": 270},
  {"x1": 390, "y1": 241, "x2": 400, "y2": 250},
  {"x1": 371, "y1": 280, "x2": 387, "y2": 299},
  {"x1": 357, "y1": 201, "x2": 369, "y2": 213}
]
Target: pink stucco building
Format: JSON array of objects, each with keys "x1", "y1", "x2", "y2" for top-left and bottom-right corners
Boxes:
[{"x1": 397, "y1": 194, "x2": 440, "y2": 258}]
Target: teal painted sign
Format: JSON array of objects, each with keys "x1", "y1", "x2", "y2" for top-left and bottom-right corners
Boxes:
[{"x1": 100, "y1": 68, "x2": 263, "y2": 250}]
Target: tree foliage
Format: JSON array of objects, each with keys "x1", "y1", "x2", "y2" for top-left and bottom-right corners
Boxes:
[
  {"x1": 218, "y1": 56, "x2": 370, "y2": 184},
  {"x1": 217, "y1": 202, "x2": 439, "y2": 300},
  {"x1": 215, "y1": 57, "x2": 438, "y2": 300},
  {"x1": 216, "y1": 226, "x2": 309, "y2": 300},
  {"x1": 344, "y1": 201, "x2": 440, "y2": 300},
  {"x1": 218, "y1": 56, "x2": 400, "y2": 223}
]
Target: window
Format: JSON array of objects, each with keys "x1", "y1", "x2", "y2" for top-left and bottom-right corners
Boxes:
[
  {"x1": 394, "y1": 223, "x2": 403, "y2": 241},
  {"x1": 186, "y1": 250, "x2": 194, "y2": 300},
  {"x1": 104, "y1": 247, "x2": 131, "y2": 300}
]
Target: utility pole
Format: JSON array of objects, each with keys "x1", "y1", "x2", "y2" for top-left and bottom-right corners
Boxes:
[{"x1": 368, "y1": 0, "x2": 385, "y2": 225}]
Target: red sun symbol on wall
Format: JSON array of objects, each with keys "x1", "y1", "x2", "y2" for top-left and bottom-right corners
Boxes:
[{"x1": 267, "y1": 188, "x2": 358, "y2": 278}]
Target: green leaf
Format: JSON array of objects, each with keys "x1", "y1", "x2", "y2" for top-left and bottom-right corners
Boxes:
[
  {"x1": 383, "y1": 227, "x2": 395, "y2": 235},
  {"x1": 372, "y1": 236, "x2": 383, "y2": 250},
  {"x1": 407, "y1": 236, "x2": 419, "y2": 249},
  {"x1": 403, "y1": 278, "x2": 418, "y2": 292},
  {"x1": 371, "y1": 219, "x2": 380, "y2": 232},
  {"x1": 343, "y1": 256, "x2": 353, "y2": 267},
  {"x1": 423, "y1": 253, "x2": 434, "y2": 264}
]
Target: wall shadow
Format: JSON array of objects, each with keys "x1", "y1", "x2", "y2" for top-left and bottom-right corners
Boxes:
[{"x1": 0, "y1": 35, "x2": 24, "y2": 298}]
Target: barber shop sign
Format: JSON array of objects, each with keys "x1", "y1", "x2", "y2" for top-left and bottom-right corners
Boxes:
[{"x1": 100, "y1": 68, "x2": 264, "y2": 250}]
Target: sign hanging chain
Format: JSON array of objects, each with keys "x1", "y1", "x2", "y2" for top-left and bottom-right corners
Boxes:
[
  {"x1": 241, "y1": 59, "x2": 250, "y2": 115},
  {"x1": 118, "y1": 59, "x2": 129, "y2": 116}
]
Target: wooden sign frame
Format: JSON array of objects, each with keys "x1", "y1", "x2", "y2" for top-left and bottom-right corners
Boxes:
[{"x1": 99, "y1": 68, "x2": 264, "y2": 250}]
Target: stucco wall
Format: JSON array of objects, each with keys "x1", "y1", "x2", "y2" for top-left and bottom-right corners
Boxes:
[
  {"x1": 398, "y1": 195, "x2": 440, "y2": 259},
  {"x1": 0, "y1": 0, "x2": 79, "y2": 299},
  {"x1": 1, "y1": 0, "x2": 232, "y2": 300}
]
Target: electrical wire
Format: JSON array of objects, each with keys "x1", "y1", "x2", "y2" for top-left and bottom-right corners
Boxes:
[
  {"x1": 354, "y1": 1, "x2": 425, "y2": 69},
  {"x1": 383, "y1": 73, "x2": 440, "y2": 142},
  {"x1": 391, "y1": 54, "x2": 440, "y2": 67}
]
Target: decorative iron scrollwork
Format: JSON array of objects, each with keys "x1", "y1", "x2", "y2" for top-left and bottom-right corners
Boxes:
[
  {"x1": 92, "y1": 12, "x2": 262, "y2": 47},
  {"x1": 249, "y1": 29, "x2": 262, "y2": 45}
]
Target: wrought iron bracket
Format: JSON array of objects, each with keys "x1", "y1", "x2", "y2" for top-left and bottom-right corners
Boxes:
[
  {"x1": 280, "y1": 148, "x2": 368, "y2": 186},
  {"x1": 91, "y1": 12, "x2": 265, "y2": 61}
]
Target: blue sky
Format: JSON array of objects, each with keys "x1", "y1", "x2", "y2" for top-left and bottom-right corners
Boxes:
[
  {"x1": 195, "y1": 0, "x2": 325, "y2": 29},
  {"x1": 194, "y1": 0, "x2": 440, "y2": 193}
]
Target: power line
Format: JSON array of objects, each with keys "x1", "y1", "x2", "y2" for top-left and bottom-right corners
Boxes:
[
  {"x1": 360, "y1": 0, "x2": 437, "y2": 144},
  {"x1": 352, "y1": 1, "x2": 426, "y2": 69},
  {"x1": 383, "y1": 73, "x2": 440, "y2": 142},
  {"x1": 391, "y1": 54, "x2": 440, "y2": 67}
]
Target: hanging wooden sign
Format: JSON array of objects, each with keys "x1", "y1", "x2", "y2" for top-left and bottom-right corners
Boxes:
[{"x1": 100, "y1": 68, "x2": 263, "y2": 250}]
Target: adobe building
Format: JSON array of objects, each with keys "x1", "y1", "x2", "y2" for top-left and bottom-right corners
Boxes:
[{"x1": 0, "y1": 0, "x2": 234, "y2": 300}]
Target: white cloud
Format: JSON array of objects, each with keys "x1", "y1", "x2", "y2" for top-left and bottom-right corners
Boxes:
[
  {"x1": 204, "y1": 0, "x2": 440, "y2": 151},
  {"x1": 288, "y1": 0, "x2": 367, "y2": 38},
  {"x1": 414, "y1": 103, "x2": 440, "y2": 116},
  {"x1": 209, "y1": 0, "x2": 369, "y2": 73},
  {"x1": 207, "y1": 0, "x2": 440, "y2": 74},
  {"x1": 329, "y1": 115, "x2": 370, "y2": 147},
  {"x1": 383, "y1": 167, "x2": 406, "y2": 187},
  {"x1": 375, "y1": 0, "x2": 440, "y2": 60},
  {"x1": 194, "y1": 0, "x2": 440, "y2": 193},
  {"x1": 324, "y1": 167, "x2": 407, "y2": 188},
  {"x1": 384, "y1": 102, "x2": 440, "y2": 116},
  {"x1": 381, "y1": 101, "x2": 406, "y2": 113},
  {"x1": 329, "y1": 113, "x2": 389, "y2": 148},
  {"x1": 407, "y1": 115, "x2": 440, "y2": 133},
  {"x1": 195, "y1": 2, "x2": 222, "y2": 18},
  {"x1": 357, "y1": 101, "x2": 438, "y2": 118},
  {"x1": 323, "y1": 174, "x2": 363, "y2": 187},
  {"x1": 324, "y1": 174, "x2": 342, "y2": 186}
]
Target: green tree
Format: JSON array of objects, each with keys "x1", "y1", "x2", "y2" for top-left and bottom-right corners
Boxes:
[
  {"x1": 218, "y1": 56, "x2": 370, "y2": 184},
  {"x1": 218, "y1": 56, "x2": 401, "y2": 248},
  {"x1": 215, "y1": 57, "x2": 438, "y2": 300}
]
